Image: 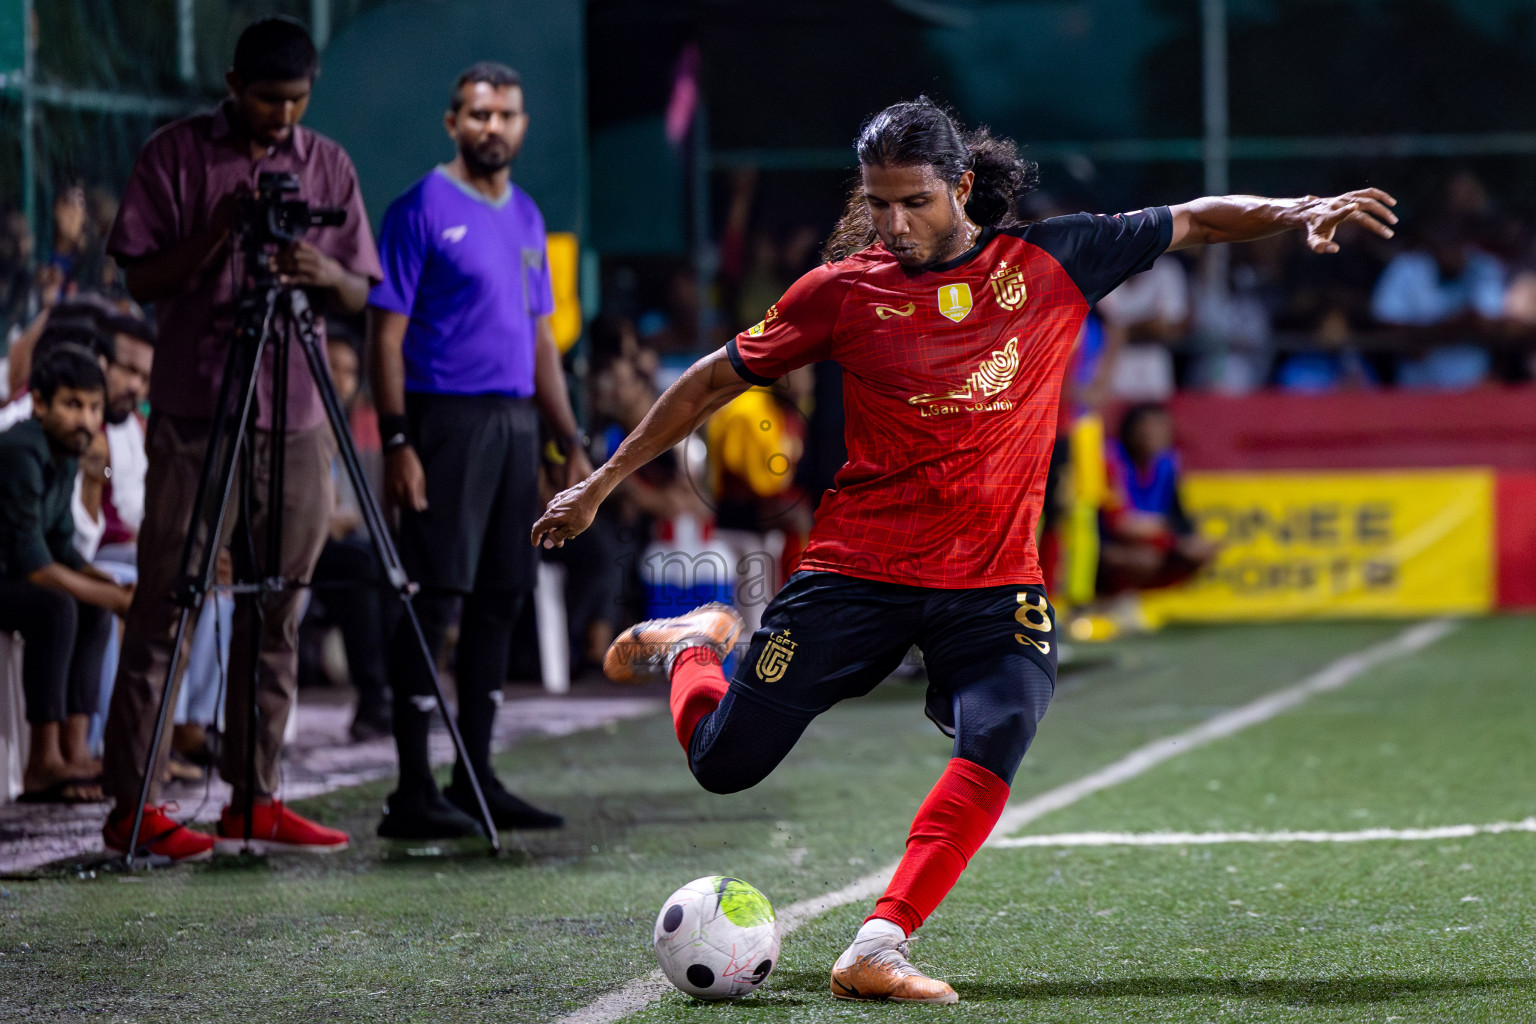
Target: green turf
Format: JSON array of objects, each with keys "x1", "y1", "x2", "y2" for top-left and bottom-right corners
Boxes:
[{"x1": 8, "y1": 618, "x2": 1536, "y2": 1021}]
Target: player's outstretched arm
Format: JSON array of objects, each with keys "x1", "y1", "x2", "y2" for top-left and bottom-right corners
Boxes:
[
  {"x1": 1168, "y1": 188, "x2": 1398, "y2": 254},
  {"x1": 531, "y1": 347, "x2": 753, "y2": 548}
]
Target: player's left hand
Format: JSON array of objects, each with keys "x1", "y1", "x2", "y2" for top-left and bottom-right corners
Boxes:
[
  {"x1": 532, "y1": 473, "x2": 602, "y2": 549},
  {"x1": 274, "y1": 241, "x2": 343, "y2": 289},
  {"x1": 1299, "y1": 188, "x2": 1398, "y2": 254}
]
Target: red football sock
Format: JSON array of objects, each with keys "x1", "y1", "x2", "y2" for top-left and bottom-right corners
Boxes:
[
  {"x1": 869, "y1": 757, "x2": 1011, "y2": 935},
  {"x1": 668, "y1": 647, "x2": 728, "y2": 752}
]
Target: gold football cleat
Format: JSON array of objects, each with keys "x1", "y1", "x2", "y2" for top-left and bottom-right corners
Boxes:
[
  {"x1": 830, "y1": 939, "x2": 959, "y2": 1005},
  {"x1": 602, "y1": 603, "x2": 745, "y2": 684}
]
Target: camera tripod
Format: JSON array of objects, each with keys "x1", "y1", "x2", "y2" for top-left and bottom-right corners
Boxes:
[{"x1": 122, "y1": 272, "x2": 501, "y2": 866}]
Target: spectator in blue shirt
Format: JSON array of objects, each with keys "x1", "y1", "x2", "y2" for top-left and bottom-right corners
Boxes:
[
  {"x1": 1371, "y1": 218, "x2": 1503, "y2": 389},
  {"x1": 1097, "y1": 403, "x2": 1219, "y2": 596}
]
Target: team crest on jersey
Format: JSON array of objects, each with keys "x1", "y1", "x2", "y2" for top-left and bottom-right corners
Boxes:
[
  {"x1": 989, "y1": 261, "x2": 1028, "y2": 311},
  {"x1": 747, "y1": 303, "x2": 781, "y2": 336},
  {"x1": 907, "y1": 337, "x2": 1020, "y2": 415},
  {"x1": 755, "y1": 629, "x2": 798, "y2": 683},
  {"x1": 936, "y1": 283, "x2": 973, "y2": 323}
]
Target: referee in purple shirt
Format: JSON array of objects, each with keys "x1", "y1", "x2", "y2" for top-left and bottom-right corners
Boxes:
[{"x1": 369, "y1": 63, "x2": 592, "y2": 838}]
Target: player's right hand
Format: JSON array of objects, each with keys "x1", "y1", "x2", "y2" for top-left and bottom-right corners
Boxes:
[
  {"x1": 386, "y1": 446, "x2": 429, "y2": 512},
  {"x1": 531, "y1": 477, "x2": 601, "y2": 549}
]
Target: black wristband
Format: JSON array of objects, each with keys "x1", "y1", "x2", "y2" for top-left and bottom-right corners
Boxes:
[{"x1": 380, "y1": 413, "x2": 409, "y2": 453}]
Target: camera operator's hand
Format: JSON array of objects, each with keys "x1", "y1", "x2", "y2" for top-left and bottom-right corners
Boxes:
[
  {"x1": 274, "y1": 241, "x2": 346, "y2": 290},
  {"x1": 386, "y1": 446, "x2": 429, "y2": 513}
]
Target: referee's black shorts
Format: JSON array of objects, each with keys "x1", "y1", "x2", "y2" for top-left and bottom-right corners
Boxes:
[{"x1": 398, "y1": 392, "x2": 539, "y2": 595}]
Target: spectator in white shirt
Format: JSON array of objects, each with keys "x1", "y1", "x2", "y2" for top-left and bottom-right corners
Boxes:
[{"x1": 1096, "y1": 255, "x2": 1190, "y2": 401}]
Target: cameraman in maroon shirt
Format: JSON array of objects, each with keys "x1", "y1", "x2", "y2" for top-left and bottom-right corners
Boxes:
[{"x1": 100, "y1": 17, "x2": 382, "y2": 862}]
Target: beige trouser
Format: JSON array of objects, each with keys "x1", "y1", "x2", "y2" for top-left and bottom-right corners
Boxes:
[{"x1": 103, "y1": 414, "x2": 334, "y2": 809}]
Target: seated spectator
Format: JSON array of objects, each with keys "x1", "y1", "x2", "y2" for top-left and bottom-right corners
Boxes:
[
  {"x1": 1191, "y1": 248, "x2": 1277, "y2": 393},
  {"x1": 1097, "y1": 254, "x2": 1189, "y2": 402},
  {"x1": 75, "y1": 429, "x2": 111, "y2": 563},
  {"x1": 1371, "y1": 217, "x2": 1503, "y2": 389},
  {"x1": 0, "y1": 344, "x2": 133, "y2": 802},
  {"x1": 1097, "y1": 403, "x2": 1218, "y2": 596},
  {"x1": 636, "y1": 268, "x2": 727, "y2": 354},
  {"x1": 1, "y1": 319, "x2": 113, "y2": 431},
  {"x1": 2, "y1": 295, "x2": 152, "y2": 428},
  {"x1": 2, "y1": 313, "x2": 158, "y2": 766},
  {"x1": 588, "y1": 313, "x2": 659, "y2": 387},
  {"x1": 45, "y1": 185, "x2": 97, "y2": 301},
  {"x1": 1273, "y1": 307, "x2": 1380, "y2": 392},
  {"x1": 84, "y1": 187, "x2": 126, "y2": 295},
  {"x1": 707, "y1": 369, "x2": 813, "y2": 634},
  {"x1": 547, "y1": 342, "x2": 700, "y2": 670},
  {"x1": 0, "y1": 208, "x2": 36, "y2": 346},
  {"x1": 0, "y1": 302, "x2": 153, "y2": 562}
]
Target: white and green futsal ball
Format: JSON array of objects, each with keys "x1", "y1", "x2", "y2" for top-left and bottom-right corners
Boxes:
[{"x1": 653, "y1": 875, "x2": 780, "y2": 1000}]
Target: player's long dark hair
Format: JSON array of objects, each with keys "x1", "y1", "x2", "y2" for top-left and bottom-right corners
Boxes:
[{"x1": 822, "y1": 97, "x2": 1038, "y2": 263}]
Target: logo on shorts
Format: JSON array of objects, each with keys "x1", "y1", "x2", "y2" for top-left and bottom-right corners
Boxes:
[
  {"x1": 756, "y1": 629, "x2": 798, "y2": 683},
  {"x1": 441, "y1": 225, "x2": 467, "y2": 244},
  {"x1": 874, "y1": 302, "x2": 916, "y2": 320},
  {"x1": 747, "y1": 303, "x2": 781, "y2": 336},
  {"x1": 989, "y1": 261, "x2": 1027, "y2": 311},
  {"x1": 937, "y1": 283, "x2": 973, "y2": 323},
  {"x1": 1014, "y1": 591, "x2": 1052, "y2": 654}
]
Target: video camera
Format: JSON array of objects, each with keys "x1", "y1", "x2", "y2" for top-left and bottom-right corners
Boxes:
[{"x1": 240, "y1": 171, "x2": 346, "y2": 248}]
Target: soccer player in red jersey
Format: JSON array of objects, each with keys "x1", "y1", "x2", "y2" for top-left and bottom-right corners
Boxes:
[{"x1": 532, "y1": 98, "x2": 1397, "y2": 1004}]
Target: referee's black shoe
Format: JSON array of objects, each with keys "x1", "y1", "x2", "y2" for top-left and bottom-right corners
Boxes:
[
  {"x1": 377, "y1": 787, "x2": 487, "y2": 840},
  {"x1": 445, "y1": 774, "x2": 564, "y2": 831}
]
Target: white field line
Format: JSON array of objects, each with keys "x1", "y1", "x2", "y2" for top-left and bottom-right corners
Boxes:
[
  {"x1": 558, "y1": 617, "x2": 1457, "y2": 1024},
  {"x1": 985, "y1": 617, "x2": 1458, "y2": 843},
  {"x1": 994, "y1": 818, "x2": 1536, "y2": 849}
]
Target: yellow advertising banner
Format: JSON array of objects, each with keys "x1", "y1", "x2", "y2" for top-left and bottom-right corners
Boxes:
[
  {"x1": 1140, "y1": 469, "x2": 1494, "y2": 621},
  {"x1": 547, "y1": 232, "x2": 582, "y2": 353}
]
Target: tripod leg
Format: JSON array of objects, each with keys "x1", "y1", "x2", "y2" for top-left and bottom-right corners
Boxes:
[
  {"x1": 125, "y1": 306, "x2": 271, "y2": 867},
  {"x1": 285, "y1": 290, "x2": 500, "y2": 851},
  {"x1": 240, "y1": 316, "x2": 292, "y2": 849},
  {"x1": 238, "y1": 432, "x2": 265, "y2": 851},
  {"x1": 123, "y1": 606, "x2": 194, "y2": 867}
]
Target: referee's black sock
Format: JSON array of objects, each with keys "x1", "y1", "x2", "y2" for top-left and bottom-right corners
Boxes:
[
  {"x1": 389, "y1": 591, "x2": 456, "y2": 796},
  {"x1": 392, "y1": 690, "x2": 437, "y2": 795},
  {"x1": 453, "y1": 589, "x2": 522, "y2": 784}
]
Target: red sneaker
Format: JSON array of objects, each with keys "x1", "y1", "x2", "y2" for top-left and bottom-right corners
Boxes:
[
  {"x1": 215, "y1": 800, "x2": 350, "y2": 855},
  {"x1": 103, "y1": 804, "x2": 216, "y2": 864}
]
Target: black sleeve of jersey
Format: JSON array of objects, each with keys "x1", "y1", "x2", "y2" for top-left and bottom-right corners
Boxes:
[
  {"x1": 1022, "y1": 206, "x2": 1174, "y2": 305},
  {"x1": 726, "y1": 338, "x2": 779, "y2": 387}
]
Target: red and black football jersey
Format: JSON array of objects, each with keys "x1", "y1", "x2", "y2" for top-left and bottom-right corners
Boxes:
[{"x1": 726, "y1": 207, "x2": 1172, "y2": 589}]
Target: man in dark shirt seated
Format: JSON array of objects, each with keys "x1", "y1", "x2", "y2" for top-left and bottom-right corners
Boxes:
[{"x1": 0, "y1": 345, "x2": 133, "y2": 802}]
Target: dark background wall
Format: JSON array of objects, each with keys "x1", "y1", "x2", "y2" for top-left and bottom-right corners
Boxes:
[
  {"x1": 303, "y1": 0, "x2": 586, "y2": 234},
  {"x1": 10, "y1": 0, "x2": 1536, "y2": 252}
]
